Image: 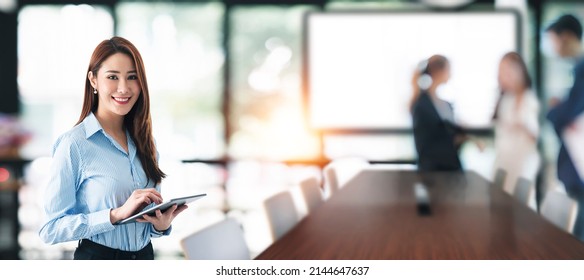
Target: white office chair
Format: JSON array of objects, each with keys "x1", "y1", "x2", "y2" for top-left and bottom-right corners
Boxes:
[
  {"x1": 263, "y1": 190, "x2": 299, "y2": 241},
  {"x1": 180, "y1": 218, "x2": 250, "y2": 260},
  {"x1": 541, "y1": 189, "x2": 579, "y2": 233},
  {"x1": 513, "y1": 177, "x2": 535, "y2": 208},
  {"x1": 492, "y1": 168, "x2": 507, "y2": 189},
  {"x1": 323, "y1": 157, "x2": 369, "y2": 197},
  {"x1": 299, "y1": 176, "x2": 324, "y2": 214}
]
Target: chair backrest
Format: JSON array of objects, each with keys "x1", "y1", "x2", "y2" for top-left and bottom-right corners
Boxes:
[
  {"x1": 180, "y1": 218, "x2": 250, "y2": 260},
  {"x1": 264, "y1": 190, "x2": 299, "y2": 240},
  {"x1": 323, "y1": 158, "x2": 369, "y2": 197},
  {"x1": 513, "y1": 177, "x2": 534, "y2": 206},
  {"x1": 299, "y1": 176, "x2": 324, "y2": 214},
  {"x1": 323, "y1": 165, "x2": 340, "y2": 197},
  {"x1": 541, "y1": 189, "x2": 579, "y2": 233},
  {"x1": 493, "y1": 168, "x2": 507, "y2": 189}
]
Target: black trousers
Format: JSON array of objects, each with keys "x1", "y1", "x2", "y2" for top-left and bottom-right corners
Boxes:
[{"x1": 74, "y1": 239, "x2": 154, "y2": 260}]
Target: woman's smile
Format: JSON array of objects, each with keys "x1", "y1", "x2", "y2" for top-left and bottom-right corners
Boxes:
[{"x1": 112, "y1": 96, "x2": 131, "y2": 105}]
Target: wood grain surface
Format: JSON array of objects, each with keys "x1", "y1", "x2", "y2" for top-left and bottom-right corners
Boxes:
[{"x1": 255, "y1": 170, "x2": 584, "y2": 259}]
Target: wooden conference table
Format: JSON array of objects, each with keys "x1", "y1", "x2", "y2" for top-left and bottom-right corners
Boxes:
[{"x1": 256, "y1": 170, "x2": 584, "y2": 259}]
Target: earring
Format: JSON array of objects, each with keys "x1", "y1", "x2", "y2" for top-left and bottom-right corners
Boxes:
[{"x1": 93, "y1": 88, "x2": 97, "y2": 94}]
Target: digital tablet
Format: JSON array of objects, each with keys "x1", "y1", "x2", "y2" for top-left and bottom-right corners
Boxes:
[{"x1": 115, "y1": 193, "x2": 206, "y2": 225}]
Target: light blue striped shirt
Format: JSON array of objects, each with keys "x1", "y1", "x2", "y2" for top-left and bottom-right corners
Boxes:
[{"x1": 39, "y1": 112, "x2": 170, "y2": 251}]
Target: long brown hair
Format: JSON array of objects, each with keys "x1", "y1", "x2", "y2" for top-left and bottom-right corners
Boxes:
[
  {"x1": 492, "y1": 52, "x2": 532, "y2": 119},
  {"x1": 77, "y1": 36, "x2": 165, "y2": 185},
  {"x1": 410, "y1": 55, "x2": 449, "y2": 111}
]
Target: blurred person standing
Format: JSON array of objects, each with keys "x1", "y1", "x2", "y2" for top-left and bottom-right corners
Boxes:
[
  {"x1": 410, "y1": 55, "x2": 466, "y2": 171},
  {"x1": 492, "y1": 52, "x2": 540, "y2": 194},
  {"x1": 545, "y1": 14, "x2": 584, "y2": 240}
]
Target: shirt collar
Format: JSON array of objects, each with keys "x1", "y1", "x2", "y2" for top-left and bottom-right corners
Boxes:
[
  {"x1": 83, "y1": 112, "x2": 138, "y2": 158},
  {"x1": 83, "y1": 112, "x2": 103, "y2": 139}
]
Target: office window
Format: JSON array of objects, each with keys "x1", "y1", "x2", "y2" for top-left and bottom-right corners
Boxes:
[
  {"x1": 17, "y1": 5, "x2": 114, "y2": 158},
  {"x1": 229, "y1": 6, "x2": 320, "y2": 161},
  {"x1": 115, "y1": 2, "x2": 226, "y2": 258},
  {"x1": 117, "y1": 2, "x2": 225, "y2": 160}
]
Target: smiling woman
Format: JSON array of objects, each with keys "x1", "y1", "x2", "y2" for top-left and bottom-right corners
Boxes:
[
  {"x1": 39, "y1": 37, "x2": 188, "y2": 260},
  {"x1": 80, "y1": 37, "x2": 162, "y2": 185}
]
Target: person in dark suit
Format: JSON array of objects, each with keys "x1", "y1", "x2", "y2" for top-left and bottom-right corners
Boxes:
[
  {"x1": 545, "y1": 14, "x2": 584, "y2": 240},
  {"x1": 410, "y1": 55, "x2": 465, "y2": 172}
]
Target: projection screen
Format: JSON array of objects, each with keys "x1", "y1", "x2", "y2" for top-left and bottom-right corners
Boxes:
[{"x1": 306, "y1": 11, "x2": 519, "y2": 130}]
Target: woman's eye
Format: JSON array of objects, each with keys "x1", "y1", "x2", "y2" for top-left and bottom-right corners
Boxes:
[
  {"x1": 128, "y1": 75, "x2": 138, "y2": 80},
  {"x1": 107, "y1": 76, "x2": 118, "y2": 80}
]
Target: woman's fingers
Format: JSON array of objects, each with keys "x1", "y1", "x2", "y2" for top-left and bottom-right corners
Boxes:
[
  {"x1": 141, "y1": 189, "x2": 162, "y2": 201},
  {"x1": 134, "y1": 189, "x2": 162, "y2": 201},
  {"x1": 145, "y1": 192, "x2": 163, "y2": 204},
  {"x1": 135, "y1": 204, "x2": 188, "y2": 230},
  {"x1": 140, "y1": 214, "x2": 154, "y2": 223},
  {"x1": 113, "y1": 189, "x2": 165, "y2": 221},
  {"x1": 165, "y1": 205, "x2": 179, "y2": 216},
  {"x1": 135, "y1": 192, "x2": 162, "y2": 205},
  {"x1": 147, "y1": 190, "x2": 163, "y2": 201},
  {"x1": 172, "y1": 205, "x2": 188, "y2": 218}
]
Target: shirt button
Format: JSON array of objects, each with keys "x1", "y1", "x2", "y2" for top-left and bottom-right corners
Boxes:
[{"x1": 131, "y1": 255, "x2": 136, "y2": 260}]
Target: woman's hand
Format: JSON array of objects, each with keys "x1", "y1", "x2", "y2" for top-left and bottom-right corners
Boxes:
[
  {"x1": 110, "y1": 189, "x2": 163, "y2": 224},
  {"x1": 136, "y1": 204, "x2": 188, "y2": 232}
]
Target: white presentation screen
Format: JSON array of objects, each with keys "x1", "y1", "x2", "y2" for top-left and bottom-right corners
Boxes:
[{"x1": 307, "y1": 12, "x2": 518, "y2": 129}]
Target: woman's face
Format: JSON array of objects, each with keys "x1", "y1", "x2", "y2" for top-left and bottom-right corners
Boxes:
[
  {"x1": 88, "y1": 52, "x2": 141, "y2": 118},
  {"x1": 498, "y1": 58, "x2": 523, "y2": 93},
  {"x1": 434, "y1": 64, "x2": 451, "y2": 85}
]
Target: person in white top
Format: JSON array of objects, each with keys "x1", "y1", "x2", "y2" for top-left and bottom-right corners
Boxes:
[{"x1": 493, "y1": 52, "x2": 540, "y2": 195}]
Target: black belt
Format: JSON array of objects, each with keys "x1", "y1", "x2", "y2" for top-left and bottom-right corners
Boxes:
[{"x1": 76, "y1": 239, "x2": 154, "y2": 260}]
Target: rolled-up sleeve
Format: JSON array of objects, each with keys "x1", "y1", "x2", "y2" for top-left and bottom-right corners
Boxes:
[{"x1": 39, "y1": 135, "x2": 115, "y2": 244}]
